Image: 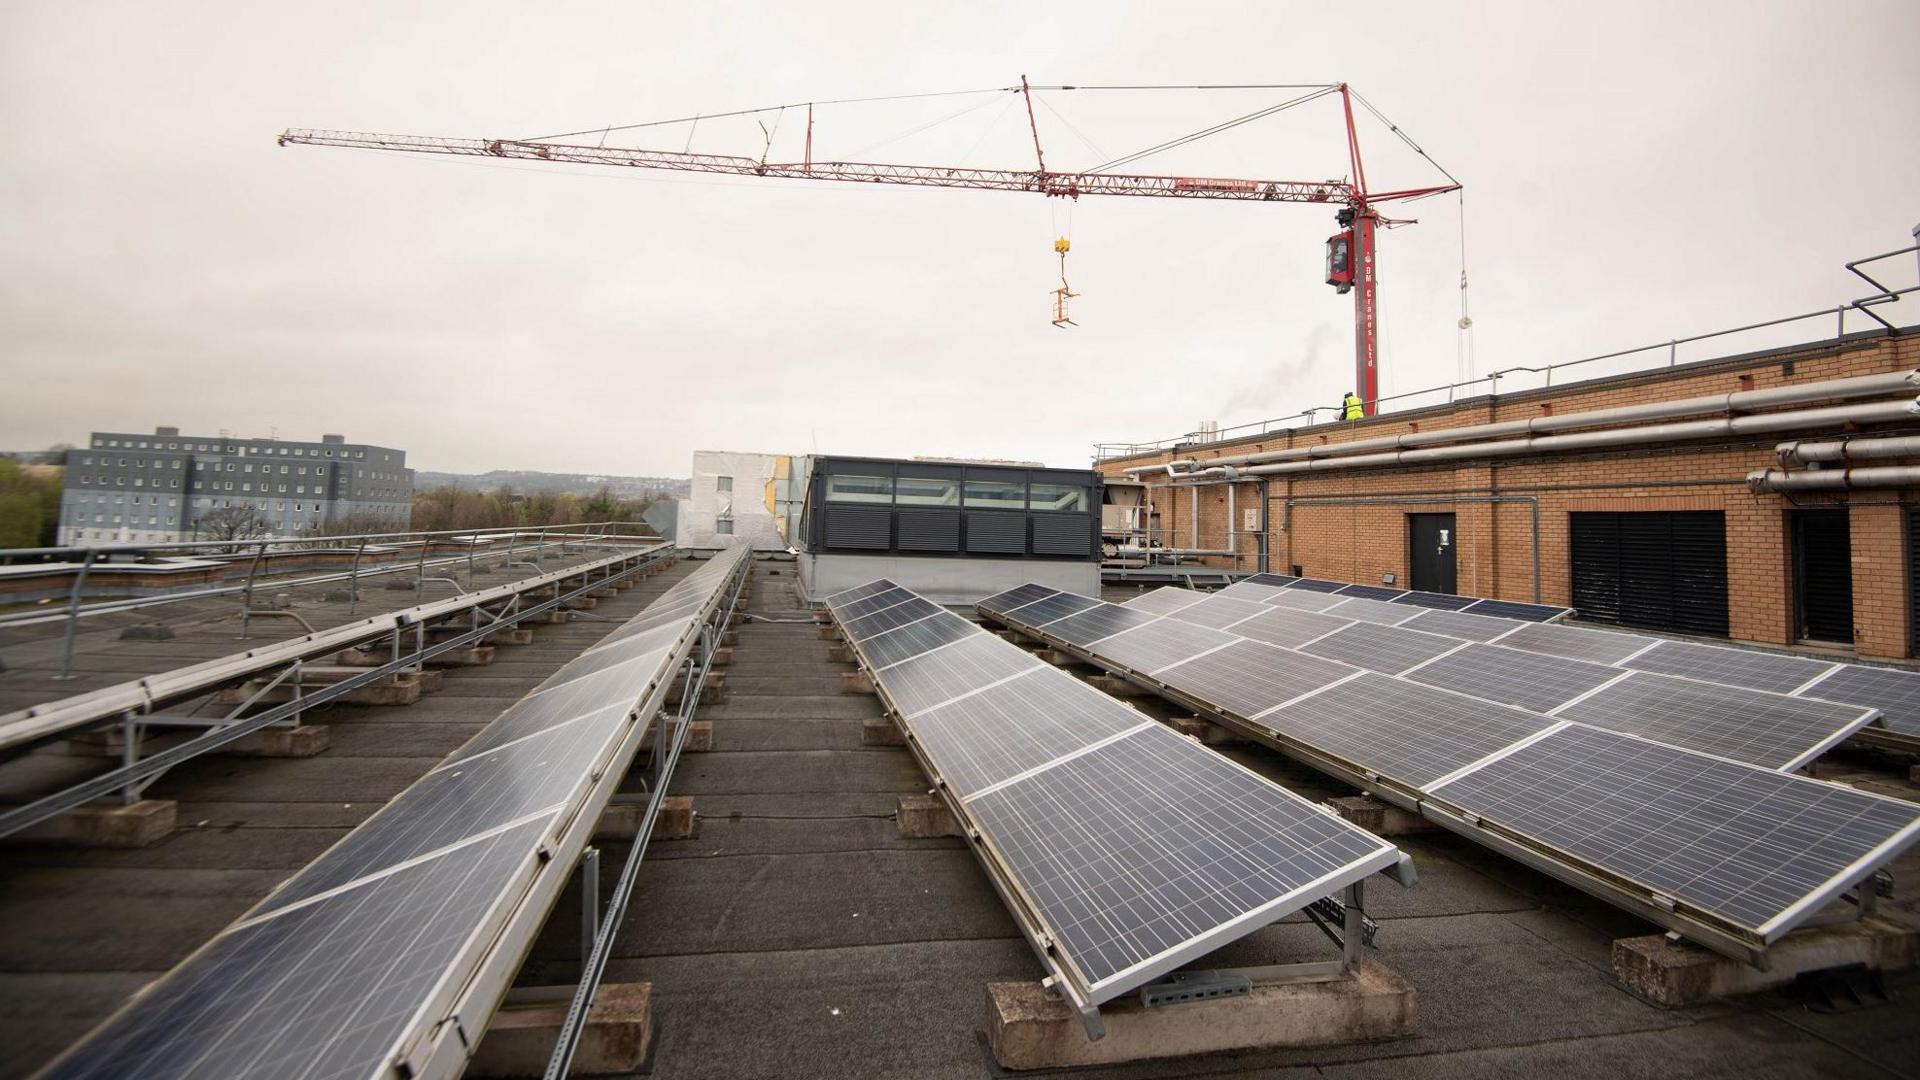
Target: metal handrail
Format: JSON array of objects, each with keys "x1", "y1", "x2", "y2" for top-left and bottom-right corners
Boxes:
[
  {"x1": 1093, "y1": 245, "x2": 1917, "y2": 461},
  {"x1": 0, "y1": 520, "x2": 654, "y2": 562}
]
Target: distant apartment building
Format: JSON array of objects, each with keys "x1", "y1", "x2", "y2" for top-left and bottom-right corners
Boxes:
[{"x1": 58, "y1": 427, "x2": 413, "y2": 544}]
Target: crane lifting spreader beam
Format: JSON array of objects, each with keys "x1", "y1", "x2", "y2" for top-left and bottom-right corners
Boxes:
[{"x1": 279, "y1": 82, "x2": 1459, "y2": 415}]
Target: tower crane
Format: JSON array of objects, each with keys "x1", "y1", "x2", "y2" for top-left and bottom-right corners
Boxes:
[{"x1": 280, "y1": 79, "x2": 1457, "y2": 416}]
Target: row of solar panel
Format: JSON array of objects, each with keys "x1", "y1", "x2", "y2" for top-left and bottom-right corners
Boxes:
[
  {"x1": 980, "y1": 583, "x2": 1920, "y2": 944},
  {"x1": 1115, "y1": 585, "x2": 1878, "y2": 772},
  {"x1": 48, "y1": 547, "x2": 753, "y2": 1080},
  {"x1": 1196, "y1": 576, "x2": 1920, "y2": 742},
  {"x1": 1238, "y1": 571, "x2": 1574, "y2": 622},
  {"x1": 824, "y1": 578, "x2": 1401, "y2": 1006}
]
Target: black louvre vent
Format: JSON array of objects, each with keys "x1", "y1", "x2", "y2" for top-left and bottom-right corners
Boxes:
[
  {"x1": 1570, "y1": 511, "x2": 1728, "y2": 637},
  {"x1": 824, "y1": 505, "x2": 891, "y2": 550},
  {"x1": 1032, "y1": 514, "x2": 1090, "y2": 556},
  {"x1": 966, "y1": 512, "x2": 1026, "y2": 554},
  {"x1": 896, "y1": 509, "x2": 961, "y2": 553}
]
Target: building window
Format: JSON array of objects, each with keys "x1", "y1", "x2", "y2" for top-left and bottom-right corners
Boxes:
[
  {"x1": 716, "y1": 475, "x2": 734, "y2": 493},
  {"x1": 964, "y1": 478, "x2": 1027, "y2": 509},
  {"x1": 1029, "y1": 482, "x2": 1090, "y2": 512},
  {"x1": 716, "y1": 518, "x2": 734, "y2": 535},
  {"x1": 896, "y1": 476, "x2": 961, "y2": 506},
  {"x1": 825, "y1": 474, "x2": 892, "y2": 504}
]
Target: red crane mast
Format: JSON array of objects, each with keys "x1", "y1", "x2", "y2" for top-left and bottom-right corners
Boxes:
[{"x1": 279, "y1": 81, "x2": 1456, "y2": 416}]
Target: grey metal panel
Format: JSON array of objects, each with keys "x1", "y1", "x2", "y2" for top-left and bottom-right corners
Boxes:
[
  {"x1": 1462, "y1": 598, "x2": 1573, "y2": 622},
  {"x1": 966, "y1": 511, "x2": 1026, "y2": 554},
  {"x1": 976, "y1": 583, "x2": 1059, "y2": 616},
  {"x1": 909, "y1": 672, "x2": 1141, "y2": 796},
  {"x1": 1557, "y1": 672, "x2": 1876, "y2": 770},
  {"x1": 879, "y1": 633, "x2": 1041, "y2": 717},
  {"x1": 1406, "y1": 644, "x2": 1621, "y2": 715},
  {"x1": 1801, "y1": 664, "x2": 1920, "y2": 736},
  {"x1": 1043, "y1": 603, "x2": 1158, "y2": 647},
  {"x1": 861, "y1": 611, "x2": 979, "y2": 670},
  {"x1": 1229, "y1": 606, "x2": 1353, "y2": 650},
  {"x1": 1323, "y1": 596, "x2": 1421, "y2": 626},
  {"x1": 1096, "y1": 617, "x2": 1236, "y2": 674},
  {"x1": 1624, "y1": 640, "x2": 1836, "y2": 696},
  {"x1": 1032, "y1": 514, "x2": 1091, "y2": 556},
  {"x1": 1260, "y1": 672, "x2": 1556, "y2": 788},
  {"x1": 1156, "y1": 639, "x2": 1353, "y2": 719},
  {"x1": 1162, "y1": 594, "x2": 1269, "y2": 630},
  {"x1": 1123, "y1": 587, "x2": 1206, "y2": 616},
  {"x1": 1398, "y1": 607, "x2": 1523, "y2": 642},
  {"x1": 1499, "y1": 622, "x2": 1657, "y2": 665},
  {"x1": 825, "y1": 504, "x2": 892, "y2": 549},
  {"x1": 966, "y1": 722, "x2": 1397, "y2": 997},
  {"x1": 895, "y1": 508, "x2": 960, "y2": 552},
  {"x1": 43, "y1": 814, "x2": 558, "y2": 1080},
  {"x1": 1429, "y1": 723, "x2": 1920, "y2": 938},
  {"x1": 1302, "y1": 622, "x2": 1460, "y2": 675}
]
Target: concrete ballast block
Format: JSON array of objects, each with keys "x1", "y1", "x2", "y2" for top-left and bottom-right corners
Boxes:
[
  {"x1": 897, "y1": 793, "x2": 962, "y2": 838},
  {"x1": 862, "y1": 717, "x2": 907, "y2": 747},
  {"x1": 6, "y1": 800, "x2": 177, "y2": 849},
  {"x1": 1325, "y1": 795, "x2": 1439, "y2": 836},
  {"x1": 987, "y1": 958, "x2": 1416, "y2": 1070},
  {"x1": 1612, "y1": 916, "x2": 1920, "y2": 1007},
  {"x1": 841, "y1": 670, "x2": 876, "y2": 695},
  {"x1": 469, "y1": 983, "x2": 651, "y2": 1078},
  {"x1": 595, "y1": 796, "x2": 695, "y2": 841}
]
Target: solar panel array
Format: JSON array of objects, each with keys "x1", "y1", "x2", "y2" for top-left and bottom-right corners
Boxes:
[
  {"x1": 47, "y1": 546, "x2": 752, "y2": 1080},
  {"x1": 833, "y1": 579, "x2": 1402, "y2": 1008},
  {"x1": 990, "y1": 584, "x2": 1920, "y2": 948}
]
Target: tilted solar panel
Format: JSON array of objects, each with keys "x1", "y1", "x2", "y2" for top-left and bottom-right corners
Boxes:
[
  {"x1": 1011, "y1": 592, "x2": 1104, "y2": 627},
  {"x1": 1333, "y1": 583, "x2": 1407, "y2": 602},
  {"x1": 1624, "y1": 639, "x2": 1838, "y2": 696},
  {"x1": 1230, "y1": 606, "x2": 1352, "y2": 649},
  {"x1": 1244, "y1": 572, "x2": 1303, "y2": 587},
  {"x1": 908, "y1": 669, "x2": 1140, "y2": 796},
  {"x1": 1497, "y1": 622, "x2": 1657, "y2": 666},
  {"x1": 860, "y1": 611, "x2": 978, "y2": 670},
  {"x1": 1461, "y1": 598, "x2": 1573, "y2": 622},
  {"x1": 1096, "y1": 617, "x2": 1237, "y2": 675},
  {"x1": 1123, "y1": 586, "x2": 1208, "y2": 615},
  {"x1": 1799, "y1": 664, "x2": 1920, "y2": 737},
  {"x1": 975, "y1": 582, "x2": 1059, "y2": 616},
  {"x1": 1555, "y1": 672, "x2": 1877, "y2": 770},
  {"x1": 1160, "y1": 593, "x2": 1269, "y2": 630},
  {"x1": 1286, "y1": 577, "x2": 1350, "y2": 593},
  {"x1": 1398, "y1": 608, "x2": 1524, "y2": 642},
  {"x1": 1266, "y1": 589, "x2": 1350, "y2": 613},
  {"x1": 1323, "y1": 596, "x2": 1424, "y2": 626},
  {"x1": 1389, "y1": 589, "x2": 1480, "y2": 611},
  {"x1": 1044, "y1": 603, "x2": 1158, "y2": 647},
  {"x1": 1302, "y1": 621, "x2": 1462, "y2": 675},
  {"x1": 1405, "y1": 643, "x2": 1622, "y2": 715},
  {"x1": 1156, "y1": 639, "x2": 1353, "y2": 719},
  {"x1": 1428, "y1": 723, "x2": 1920, "y2": 939}
]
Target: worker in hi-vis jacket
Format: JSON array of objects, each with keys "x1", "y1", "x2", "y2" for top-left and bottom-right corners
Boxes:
[{"x1": 1341, "y1": 391, "x2": 1364, "y2": 421}]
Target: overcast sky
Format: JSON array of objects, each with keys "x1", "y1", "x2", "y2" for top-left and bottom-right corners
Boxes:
[{"x1": 3, "y1": 2, "x2": 1916, "y2": 477}]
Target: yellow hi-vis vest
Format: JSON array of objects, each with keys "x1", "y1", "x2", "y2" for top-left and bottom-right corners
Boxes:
[{"x1": 1342, "y1": 395, "x2": 1364, "y2": 420}]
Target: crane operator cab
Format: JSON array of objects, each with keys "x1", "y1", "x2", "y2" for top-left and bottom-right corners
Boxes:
[{"x1": 1326, "y1": 230, "x2": 1355, "y2": 294}]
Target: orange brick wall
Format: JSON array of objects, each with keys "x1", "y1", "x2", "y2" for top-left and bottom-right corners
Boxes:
[{"x1": 1104, "y1": 333, "x2": 1919, "y2": 661}]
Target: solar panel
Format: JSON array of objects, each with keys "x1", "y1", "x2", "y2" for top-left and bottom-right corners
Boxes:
[
  {"x1": 1096, "y1": 618, "x2": 1237, "y2": 675},
  {"x1": 1258, "y1": 673, "x2": 1557, "y2": 788},
  {"x1": 1799, "y1": 664, "x2": 1920, "y2": 736},
  {"x1": 909, "y1": 670, "x2": 1141, "y2": 796},
  {"x1": 1244, "y1": 573, "x2": 1303, "y2": 587},
  {"x1": 1161, "y1": 594, "x2": 1269, "y2": 630},
  {"x1": 843, "y1": 596, "x2": 942, "y2": 640},
  {"x1": 861, "y1": 611, "x2": 979, "y2": 670},
  {"x1": 1286, "y1": 577, "x2": 1350, "y2": 593},
  {"x1": 1461, "y1": 598, "x2": 1573, "y2": 622},
  {"x1": 46, "y1": 546, "x2": 754, "y2": 1080},
  {"x1": 1334, "y1": 584, "x2": 1407, "y2": 601},
  {"x1": 1405, "y1": 644, "x2": 1622, "y2": 715},
  {"x1": 1498, "y1": 622, "x2": 1657, "y2": 665},
  {"x1": 833, "y1": 585, "x2": 916, "y2": 622},
  {"x1": 976, "y1": 583, "x2": 1059, "y2": 616},
  {"x1": 1229, "y1": 606, "x2": 1353, "y2": 649},
  {"x1": 44, "y1": 814, "x2": 560, "y2": 1079},
  {"x1": 1044, "y1": 603, "x2": 1159, "y2": 647},
  {"x1": 1624, "y1": 640, "x2": 1839, "y2": 696},
  {"x1": 877, "y1": 633, "x2": 1042, "y2": 717},
  {"x1": 1322, "y1": 596, "x2": 1422, "y2": 626},
  {"x1": 1155, "y1": 639, "x2": 1354, "y2": 719},
  {"x1": 1397, "y1": 607, "x2": 1524, "y2": 642},
  {"x1": 1555, "y1": 672, "x2": 1877, "y2": 770},
  {"x1": 1302, "y1": 622, "x2": 1462, "y2": 675},
  {"x1": 1389, "y1": 590, "x2": 1480, "y2": 611},
  {"x1": 823, "y1": 578, "x2": 898, "y2": 605},
  {"x1": 966, "y1": 722, "x2": 1398, "y2": 1000},
  {"x1": 1217, "y1": 581, "x2": 1297, "y2": 604},
  {"x1": 1124, "y1": 587, "x2": 1207, "y2": 615},
  {"x1": 1009, "y1": 592, "x2": 1105, "y2": 627},
  {"x1": 1429, "y1": 723, "x2": 1920, "y2": 939},
  {"x1": 1266, "y1": 589, "x2": 1350, "y2": 613}
]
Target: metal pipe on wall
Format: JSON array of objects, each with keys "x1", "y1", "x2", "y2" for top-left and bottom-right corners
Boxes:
[
  {"x1": 1746, "y1": 465, "x2": 1920, "y2": 492},
  {"x1": 1125, "y1": 370, "x2": 1920, "y2": 477},
  {"x1": 1776, "y1": 434, "x2": 1920, "y2": 467}
]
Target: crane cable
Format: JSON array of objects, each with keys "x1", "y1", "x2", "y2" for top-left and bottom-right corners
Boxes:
[{"x1": 1089, "y1": 86, "x2": 1340, "y2": 173}]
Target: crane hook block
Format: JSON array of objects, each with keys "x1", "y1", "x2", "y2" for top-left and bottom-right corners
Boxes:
[{"x1": 1053, "y1": 236, "x2": 1071, "y2": 254}]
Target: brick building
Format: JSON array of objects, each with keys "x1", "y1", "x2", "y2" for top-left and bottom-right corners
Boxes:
[
  {"x1": 1097, "y1": 329, "x2": 1920, "y2": 662},
  {"x1": 58, "y1": 427, "x2": 413, "y2": 544}
]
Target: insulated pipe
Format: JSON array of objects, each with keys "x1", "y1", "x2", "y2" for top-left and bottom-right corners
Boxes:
[
  {"x1": 1227, "y1": 397, "x2": 1920, "y2": 479},
  {"x1": 1776, "y1": 434, "x2": 1920, "y2": 467},
  {"x1": 1746, "y1": 465, "x2": 1920, "y2": 492},
  {"x1": 1125, "y1": 370, "x2": 1920, "y2": 477}
]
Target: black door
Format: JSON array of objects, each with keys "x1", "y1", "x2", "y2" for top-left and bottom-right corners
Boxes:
[
  {"x1": 1793, "y1": 509, "x2": 1853, "y2": 644},
  {"x1": 1570, "y1": 511, "x2": 1729, "y2": 636},
  {"x1": 1409, "y1": 513, "x2": 1457, "y2": 594}
]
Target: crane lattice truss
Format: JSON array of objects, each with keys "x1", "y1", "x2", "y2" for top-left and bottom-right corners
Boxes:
[{"x1": 280, "y1": 83, "x2": 1457, "y2": 415}]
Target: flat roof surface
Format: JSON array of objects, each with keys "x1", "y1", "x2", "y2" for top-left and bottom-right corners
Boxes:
[{"x1": 1, "y1": 566, "x2": 1916, "y2": 1078}]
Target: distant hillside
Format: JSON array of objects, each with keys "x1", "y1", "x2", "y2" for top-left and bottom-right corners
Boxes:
[{"x1": 415, "y1": 470, "x2": 689, "y2": 498}]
